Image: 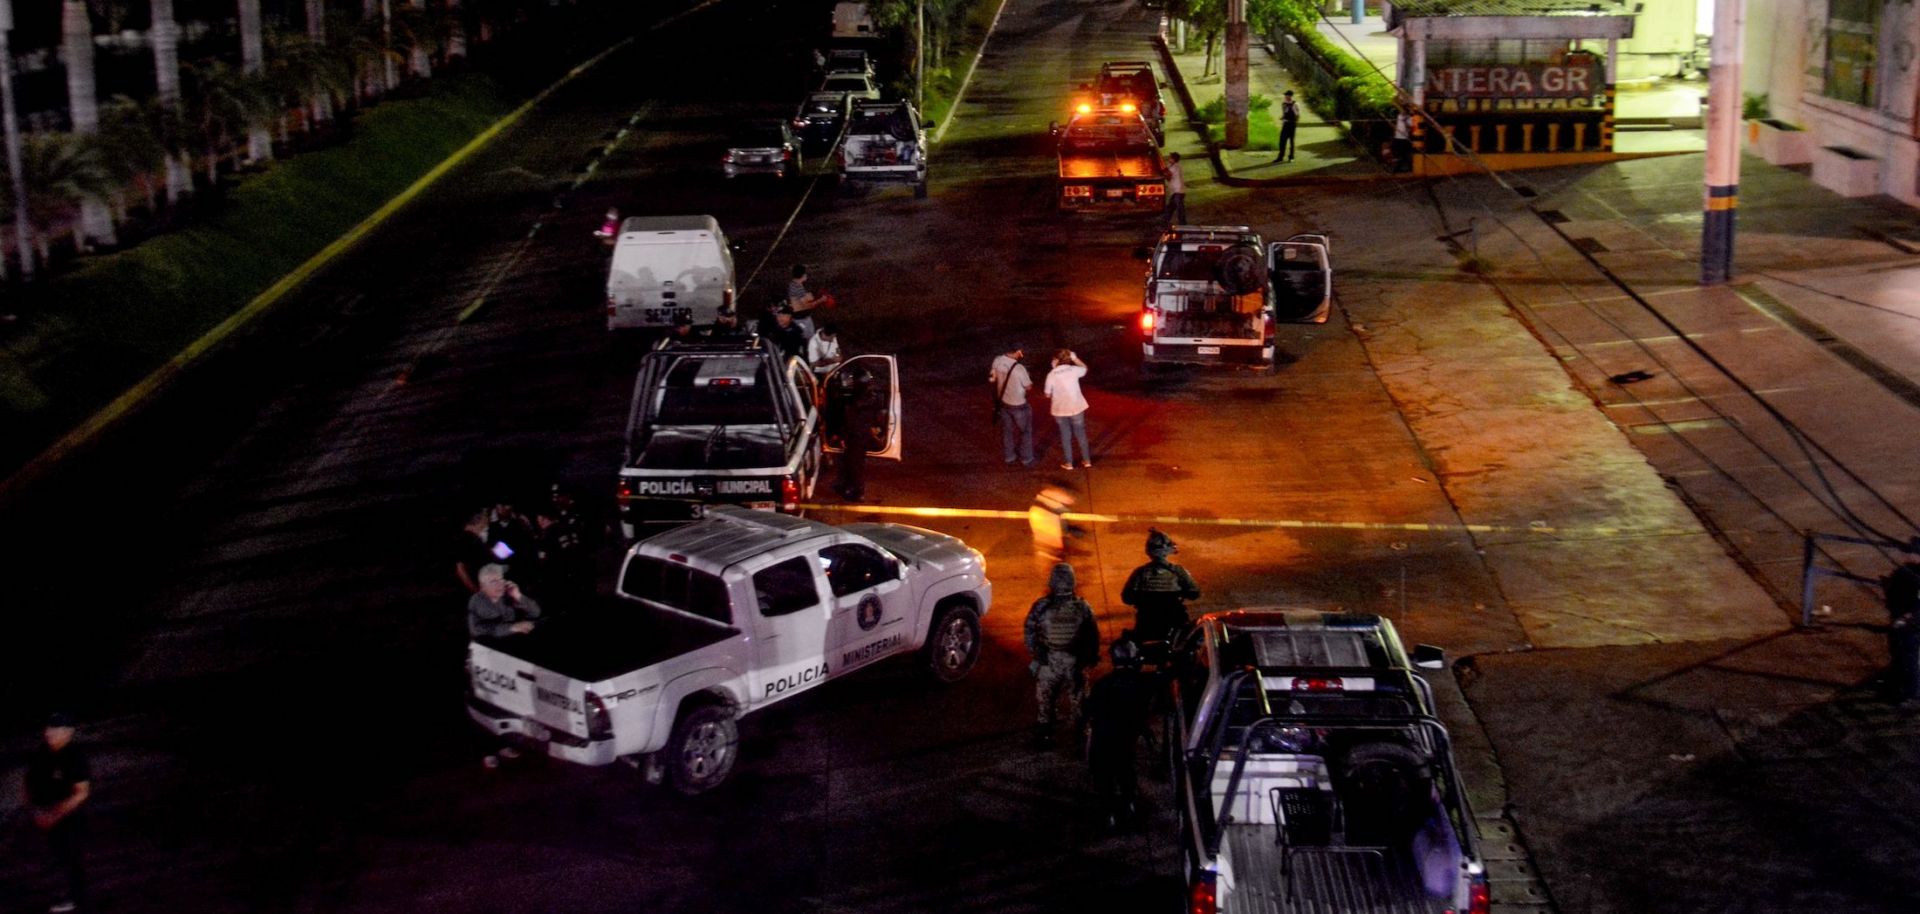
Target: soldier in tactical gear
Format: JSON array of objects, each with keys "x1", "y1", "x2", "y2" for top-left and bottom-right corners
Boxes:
[
  {"x1": 1121, "y1": 529, "x2": 1201, "y2": 644},
  {"x1": 1025, "y1": 563, "x2": 1100, "y2": 746},
  {"x1": 1085, "y1": 632, "x2": 1157, "y2": 828}
]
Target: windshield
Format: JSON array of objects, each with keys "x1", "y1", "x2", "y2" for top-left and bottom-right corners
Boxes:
[
  {"x1": 730, "y1": 126, "x2": 787, "y2": 147},
  {"x1": 824, "y1": 76, "x2": 870, "y2": 92}
]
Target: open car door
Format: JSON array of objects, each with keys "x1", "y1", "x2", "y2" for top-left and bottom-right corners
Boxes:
[
  {"x1": 822, "y1": 354, "x2": 903, "y2": 460},
  {"x1": 1268, "y1": 234, "x2": 1332, "y2": 324}
]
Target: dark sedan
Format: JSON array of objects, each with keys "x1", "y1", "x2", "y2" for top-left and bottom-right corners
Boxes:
[{"x1": 793, "y1": 91, "x2": 853, "y2": 148}]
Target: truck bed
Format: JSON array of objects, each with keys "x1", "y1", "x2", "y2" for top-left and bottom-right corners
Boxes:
[
  {"x1": 1224, "y1": 825, "x2": 1438, "y2": 914},
  {"x1": 479, "y1": 598, "x2": 736, "y2": 683},
  {"x1": 1060, "y1": 151, "x2": 1162, "y2": 179}
]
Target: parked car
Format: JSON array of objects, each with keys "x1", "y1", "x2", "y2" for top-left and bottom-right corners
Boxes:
[
  {"x1": 794, "y1": 91, "x2": 853, "y2": 147},
  {"x1": 826, "y1": 47, "x2": 876, "y2": 78},
  {"x1": 1167, "y1": 610, "x2": 1487, "y2": 914},
  {"x1": 821, "y1": 71, "x2": 881, "y2": 102},
  {"x1": 723, "y1": 119, "x2": 802, "y2": 179}
]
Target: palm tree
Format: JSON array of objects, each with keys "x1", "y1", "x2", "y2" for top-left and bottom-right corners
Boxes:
[
  {"x1": 1, "y1": 0, "x2": 34, "y2": 280},
  {"x1": 269, "y1": 31, "x2": 351, "y2": 137},
  {"x1": 96, "y1": 95, "x2": 166, "y2": 216},
  {"x1": 238, "y1": 0, "x2": 273, "y2": 164},
  {"x1": 62, "y1": 0, "x2": 116, "y2": 248},
  {"x1": 183, "y1": 60, "x2": 271, "y2": 184},
  {"x1": 150, "y1": 0, "x2": 190, "y2": 203},
  {"x1": 0, "y1": 131, "x2": 115, "y2": 266}
]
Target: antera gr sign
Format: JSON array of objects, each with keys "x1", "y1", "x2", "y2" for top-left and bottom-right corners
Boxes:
[{"x1": 1426, "y1": 64, "x2": 1599, "y2": 100}]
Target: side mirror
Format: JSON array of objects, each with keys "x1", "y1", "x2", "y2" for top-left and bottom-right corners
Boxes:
[
  {"x1": 1411, "y1": 644, "x2": 1445, "y2": 670},
  {"x1": 1131, "y1": 246, "x2": 1151, "y2": 261}
]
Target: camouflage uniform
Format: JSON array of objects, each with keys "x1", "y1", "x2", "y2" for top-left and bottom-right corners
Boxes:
[
  {"x1": 1025, "y1": 563, "x2": 1100, "y2": 730},
  {"x1": 1120, "y1": 529, "x2": 1200, "y2": 644}
]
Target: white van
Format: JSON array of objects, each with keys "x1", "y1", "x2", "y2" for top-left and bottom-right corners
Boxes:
[{"x1": 605, "y1": 216, "x2": 737, "y2": 331}]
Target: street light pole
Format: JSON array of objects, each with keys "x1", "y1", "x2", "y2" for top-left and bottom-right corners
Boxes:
[
  {"x1": 1701, "y1": 0, "x2": 1744, "y2": 285},
  {"x1": 0, "y1": 0, "x2": 31, "y2": 281},
  {"x1": 917, "y1": 0, "x2": 924, "y2": 111}
]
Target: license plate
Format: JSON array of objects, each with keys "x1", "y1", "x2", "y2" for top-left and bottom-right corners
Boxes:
[
  {"x1": 1105, "y1": 188, "x2": 1125, "y2": 198},
  {"x1": 1197, "y1": 346, "x2": 1221, "y2": 355},
  {"x1": 644, "y1": 306, "x2": 692, "y2": 324}
]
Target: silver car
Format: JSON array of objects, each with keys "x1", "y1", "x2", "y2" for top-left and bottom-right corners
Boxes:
[{"x1": 723, "y1": 120, "x2": 801, "y2": 179}]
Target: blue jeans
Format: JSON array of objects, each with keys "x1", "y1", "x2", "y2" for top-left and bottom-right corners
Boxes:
[
  {"x1": 1056, "y1": 412, "x2": 1090, "y2": 465},
  {"x1": 1000, "y1": 403, "x2": 1034, "y2": 464}
]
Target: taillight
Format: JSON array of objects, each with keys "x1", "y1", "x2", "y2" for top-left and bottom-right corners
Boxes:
[
  {"x1": 1138, "y1": 183, "x2": 1165, "y2": 197},
  {"x1": 584, "y1": 691, "x2": 612, "y2": 740},
  {"x1": 1468, "y1": 875, "x2": 1490, "y2": 914},
  {"x1": 784, "y1": 147, "x2": 796, "y2": 159},
  {"x1": 1292, "y1": 677, "x2": 1345, "y2": 691},
  {"x1": 1139, "y1": 309, "x2": 1156, "y2": 333},
  {"x1": 793, "y1": 117, "x2": 809, "y2": 129},
  {"x1": 1188, "y1": 873, "x2": 1217, "y2": 914},
  {"x1": 617, "y1": 477, "x2": 636, "y2": 503},
  {"x1": 723, "y1": 288, "x2": 733, "y2": 310},
  {"x1": 1063, "y1": 185, "x2": 1092, "y2": 199},
  {"x1": 781, "y1": 475, "x2": 801, "y2": 511},
  {"x1": 605, "y1": 295, "x2": 617, "y2": 317},
  {"x1": 722, "y1": 150, "x2": 735, "y2": 163}
]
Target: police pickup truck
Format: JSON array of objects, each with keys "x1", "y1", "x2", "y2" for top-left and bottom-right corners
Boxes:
[
  {"x1": 1168, "y1": 610, "x2": 1487, "y2": 914},
  {"x1": 617, "y1": 339, "x2": 899, "y2": 536},
  {"x1": 838, "y1": 101, "x2": 929, "y2": 198},
  {"x1": 1052, "y1": 103, "x2": 1167, "y2": 211},
  {"x1": 467, "y1": 507, "x2": 991, "y2": 793},
  {"x1": 1138, "y1": 226, "x2": 1331, "y2": 369}
]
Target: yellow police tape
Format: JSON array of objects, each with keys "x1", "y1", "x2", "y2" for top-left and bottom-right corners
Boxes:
[{"x1": 797, "y1": 503, "x2": 1690, "y2": 540}]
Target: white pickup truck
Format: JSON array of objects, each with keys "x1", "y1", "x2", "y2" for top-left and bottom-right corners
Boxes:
[
  {"x1": 838, "y1": 101, "x2": 928, "y2": 198},
  {"x1": 467, "y1": 507, "x2": 991, "y2": 793}
]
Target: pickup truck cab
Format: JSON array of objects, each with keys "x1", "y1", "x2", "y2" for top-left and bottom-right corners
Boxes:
[
  {"x1": 1053, "y1": 104, "x2": 1166, "y2": 211},
  {"x1": 1095, "y1": 61, "x2": 1165, "y2": 145},
  {"x1": 838, "y1": 101, "x2": 929, "y2": 198},
  {"x1": 616, "y1": 339, "x2": 900, "y2": 535},
  {"x1": 467, "y1": 507, "x2": 992, "y2": 793},
  {"x1": 1169, "y1": 610, "x2": 1487, "y2": 914}
]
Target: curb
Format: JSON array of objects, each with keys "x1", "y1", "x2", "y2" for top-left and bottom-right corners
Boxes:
[
  {"x1": 934, "y1": 0, "x2": 1014, "y2": 145},
  {"x1": 0, "y1": 14, "x2": 693, "y2": 505}
]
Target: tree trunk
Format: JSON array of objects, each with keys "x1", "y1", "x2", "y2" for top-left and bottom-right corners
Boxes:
[
  {"x1": 382, "y1": 0, "x2": 399, "y2": 90},
  {"x1": 62, "y1": 0, "x2": 116, "y2": 248},
  {"x1": 239, "y1": 0, "x2": 272, "y2": 163},
  {"x1": 407, "y1": 0, "x2": 431, "y2": 77},
  {"x1": 446, "y1": 0, "x2": 467, "y2": 58},
  {"x1": 0, "y1": 1, "x2": 36, "y2": 280},
  {"x1": 151, "y1": 0, "x2": 191, "y2": 203}
]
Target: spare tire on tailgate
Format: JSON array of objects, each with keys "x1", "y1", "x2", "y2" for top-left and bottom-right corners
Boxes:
[
  {"x1": 1214, "y1": 242, "x2": 1267, "y2": 295},
  {"x1": 888, "y1": 103, "x2": 916, "y2": 142}
]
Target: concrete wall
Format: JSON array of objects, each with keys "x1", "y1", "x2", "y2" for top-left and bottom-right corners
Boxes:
[
  {"x1": 1784, "y1": 0, "x2": 1920, "y2": 206},
  {"x1": 1620, "y1": 0, "x2": 1697, "y2": 79}
]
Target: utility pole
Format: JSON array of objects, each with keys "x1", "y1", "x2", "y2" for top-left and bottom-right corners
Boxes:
[
  {"x1": 0, "y1": 0, "x2": 31, "y2": 281},
  {"x1": 1225, "y1": 0, "x2": 1248, "y2": 147},
  {"x1": 917, "y1": 0, "x2": 925, "y2": 111},
  {"x1": 1701, "y1": 0, "x2": 1744, "y2": 285},
  {"x1": 1352, "y1": 0, "x2": 1364, "y2": 26}
]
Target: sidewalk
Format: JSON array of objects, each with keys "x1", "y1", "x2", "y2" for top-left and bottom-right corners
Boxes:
[{"x1": 1160, "y1": 29, "x2": 1381, "y2": 182}]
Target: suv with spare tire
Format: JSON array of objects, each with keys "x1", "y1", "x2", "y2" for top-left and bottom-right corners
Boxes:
[{"x1": 466, "y1": 506, "x2": 991, "y2": 793}]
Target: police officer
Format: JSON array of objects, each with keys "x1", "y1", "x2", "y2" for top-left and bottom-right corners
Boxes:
[
  {"x1": 1121, "y1": 529, "x2": 1200, "y2": 644},
  {"x1": 832, "y1": 365, "x2": 882, "y2": 502},
  {"x1": 701, "y1": 303, "x2": 747, "y2": 340},
  {"x1": 1025, "y1": 563, "x2": 1100, "y2": 747},
  {"x1": 1886, "y1": 562, "x2": 1920, "y2": 702},
  {"x1": 653, "y1": 314, "x2": 696, "y2": 349},
  {"x1": 1084, "y1": 633, "x2": 1156, "y2": 828}
]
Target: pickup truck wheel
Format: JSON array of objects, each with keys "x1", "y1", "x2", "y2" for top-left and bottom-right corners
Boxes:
[
  {"x1": 923, "y1": 603, "x2": 981, "y2": 683},
  {"x1": 666, "y1": 704, "x2": 738, "y2": 794}
]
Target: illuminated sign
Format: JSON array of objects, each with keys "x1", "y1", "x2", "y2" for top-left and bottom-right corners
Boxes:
[{"x1": 1425, "y1": 64, "x2": 1601, "y2": 100}]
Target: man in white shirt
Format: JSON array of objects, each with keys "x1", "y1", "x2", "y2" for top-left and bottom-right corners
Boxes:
[
  {"x1": 808, "y1": 323, "x2": 844, "y2": 376},
  {"x1": 990, "y1": 345, "x2": 1036, "y2": 466},
  {"x1": 1165, "y1": 152, "x2": 1187, "y2": 225},
  {"x1": 1044, "y1": 349, "x2": 1092, "y2": 469}
]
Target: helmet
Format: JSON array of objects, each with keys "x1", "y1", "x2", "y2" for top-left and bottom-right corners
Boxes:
[{"x1": 1146, "y1": 528, "x2": 1176, "y2": 559}]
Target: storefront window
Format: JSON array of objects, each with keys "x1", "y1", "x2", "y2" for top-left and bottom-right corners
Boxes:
[{"x1": 1824, "y1": 0, "x2": 1882, "y2": 107}]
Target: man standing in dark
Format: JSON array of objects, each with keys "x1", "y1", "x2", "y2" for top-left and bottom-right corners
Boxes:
[
  {"x1": 1085, "y1": 634, "x2": 1156, "y2": 828},
  {"x1": 1025, "y1": 563, "x2": 1100, "y2": 747},
  {"x1": 24, "y1": 713, "x2": 90, "y2": 913},
  {"x1": 453, "y1": 509, "x2": 496, "y2": 594},
  {"x1": 1886, "y1": 562, "x2": 1920, "y2": 702},
  {"x1": 1121, "y1": 528, "x2": 1201, "y2": 644},
  {"x1": 1274, "y1": 90, "x2": 1300, "y2": 163},
  {"x1": 533, "y1": 500, "x2": 593, "y2": 613},
  {"x1": 758, "y1": 304, "x2": 809, "y2": 363},
  {"x1": 832, "y1": 365, "x2": 881, "y2": 502}
]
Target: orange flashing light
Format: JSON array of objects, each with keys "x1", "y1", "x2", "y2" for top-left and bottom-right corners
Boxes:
[
  {"x1": 1120, "y1": 102, "x2": 1137, "y2": 113},
  {"x1": 1139, "y1": 309, "x2": 1156, "y2": 333},
  {"x1": 1075, "y1": 103, "x2": 1093, "y2": 115}
]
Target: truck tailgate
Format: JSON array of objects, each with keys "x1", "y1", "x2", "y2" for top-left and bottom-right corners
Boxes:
[
  {"x1": 469, "y1": 641, "x2": 588, "y2": 738},
  {"x1": 1224, "y1": 825, "x2": 1438, "y2": 914},
  {"x1": 1061, "y1": 153, "x2": 1161, "y2": 179}
]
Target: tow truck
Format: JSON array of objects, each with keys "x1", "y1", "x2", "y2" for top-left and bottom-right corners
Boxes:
[
  {"x1": 1169, "y1": 610, "x2": 1488, "y2": 914},
  {"x1": 616, "y1": 339, "x2": 900, "y2": 536},
  {"x1": 1052, "y1": 103, "x2": 1167, "y2": 212},
  {"x1": 1138, "y1": 226, "x2": 1333, "y2": 368}
]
